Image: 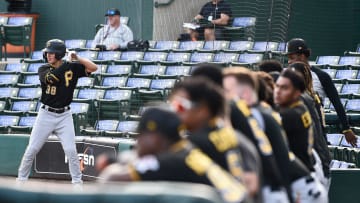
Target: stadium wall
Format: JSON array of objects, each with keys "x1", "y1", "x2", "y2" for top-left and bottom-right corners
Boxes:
[{"x1": 0, "y1": 0, "x2": 154, "y2": 50}]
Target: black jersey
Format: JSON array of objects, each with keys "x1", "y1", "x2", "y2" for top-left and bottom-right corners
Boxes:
[
  {"x1": 187, "y1": 120, "x2": 261, "y2": 181},
  {"x1": 199, "y1": 0, "x2": 232, "y2": 23},
  {"x1": 129, "y1": 140, "x2": 247, "y2": 203},
  {"x1": 38, "y1": 61, "x2": 88, "y2": 108},
  {"x1": 301, "y1": 93, "x2": 331, "y2": 178},
  {"x1": 230, "y1": 100, "x2": 284, "y2": 188},
  {"x1": 279, "y1": 101, "x2": 315, "y2": 171},
  {"x1": 256, "y1": 103, "x2": 310, "y2": 182}
]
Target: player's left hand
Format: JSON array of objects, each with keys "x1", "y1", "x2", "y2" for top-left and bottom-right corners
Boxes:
[{"x1": 344, "y1": 129, "x2": 357, "y2": 147}]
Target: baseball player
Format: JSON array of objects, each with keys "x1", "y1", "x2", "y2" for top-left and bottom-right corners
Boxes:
[
  {"x1": 222, "y1": 67, "x2": 291, "y2": 203},
  {"x1": 274, "y1": 69, "x2": 328, "y2": 202},
  {"x1": 17, "y1": 39, "x2": 97, "y2": 184},
  {"x1": 100, "y1": 107, "x2": 248, "y2": 203}
]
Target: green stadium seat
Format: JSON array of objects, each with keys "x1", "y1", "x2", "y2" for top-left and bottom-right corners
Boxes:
[
  {"x1": 148, "y1": 40, "x2": 180, "y2": 52},
  {"x1": 223, "y1": 41, "x2": 254, "y2": 53},
  {"x1": 197, "y1": 40, "x2": 230, "y2": 53},
  {"x1": 81, "y1": 119, "x2": 119, "y2": 136},
  {"x1": 9, "y1": 115, "x2": 36, "y2": 134},
  {"x1": 97, "y1": 88, "x2": 135, "y2": 120},
  {"x1": 64, "y1": 39, "x2": 87, "y2": 51}
]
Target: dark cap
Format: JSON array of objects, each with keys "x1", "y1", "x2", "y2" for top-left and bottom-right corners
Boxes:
[
  {"x1": 105, "y1": 8, "x2": 121, "y2": 16},
  {"x1": 286, "y1": 38, "x2": 310, "y2": 55},
  {"x1": 137, "y1": 107, "x2": 183, "y2": 141}
]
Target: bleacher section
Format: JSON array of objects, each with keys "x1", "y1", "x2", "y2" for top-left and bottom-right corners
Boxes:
[{"x1": 1, "y1": 40, "x2": 360, "y2": 171}]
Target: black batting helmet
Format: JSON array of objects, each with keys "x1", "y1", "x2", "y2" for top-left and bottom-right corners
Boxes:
[{"x1": 43, "y1": 39, "x2": 66, "y2": 60}]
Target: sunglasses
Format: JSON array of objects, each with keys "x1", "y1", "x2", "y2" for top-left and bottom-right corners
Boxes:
[{"x1": 169, "y1": 96, "x2": 198, "y2": 113}]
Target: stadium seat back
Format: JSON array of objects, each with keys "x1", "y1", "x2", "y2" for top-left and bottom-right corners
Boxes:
[
  {"x1": 17, "y1": 87, "x2": 42, "y2": 99},
  {"x1": 138, "y1": 65, "x2": 166, "y2": 75},
  {"x1": 97, "y1": 51, "x2": 121, "y2": 61},
  {"x1": 316, "y1": 56, "x2": 340, "y2": 65},
  {"x1": 231, "y1": 17, "x2": 256, "y2": 27},
  {"x1": 76, "y1": 77, "x2": 95, "y2": 88},
  {"x1": 345, "y1": 99, "x2": 360, "y2": 112},
  {"x1": 153, "y1": 41, "x2": 179, "y2": 50},
  {"x1": 166, "y1": 52, "x2": 191, "y2": 62},
  {"x1": 189, "y1": 53, "x2": 214, "y2": 63},
  {"x1": 76, "y1": 50, "x2": 98, "y2": 60},
  {"x1": 252, "y1": 41, "x2": 279, "y2": 51},
  {"x1": 70, "y1": 102, "x2": 90, "y2": 114},
  {"x1": 126, "y1": 78, "x2": 151, "y2": 89},
  {"x1": 338, "y1": 56, "x2": 360, "y2": 66},
  {"x1": 142, "y1": 52, "x2": 168, "y2": 62},
  {"x1": 17, "y1": 116, "x2": 37, "y2": 126},
  {"x1": 0, "y1": 87, "x2": 19, "y2": 98},
  {"x1": 335, "y1": 70, "x2": 358, "y2": 79},
  {"x1": 228, "y1": 41, "x2": 254, "y2": 51},
  {"x1": 4, "y1": 63, "x2": 27, "y2": 73},
  {"x1": 7, "y1": 17, "x2": 32, "y2": 25},
  {"x1": 326, "y1": 133, "x2": 344, "y2": 146},
  {"x1": 117, "y1": 121, "x2": 139, "y2": 133},
  {"x1": 106, "y1": 65, "x2": 132, "y2": 75},
  {"x1": 26, "y1": 63, "x2": 45, "y2": 73},
  {"x1": 120, "y1": 51, "x2": 144, "y2": 61},
  {"x1": 238, "y1": 53, "x2": 263, "y2": 63},
  {"x1": 11, "y1": 101, "x2": 37, "y2": 112},
  {"x1": 213, "y1": 53, "x2": 239, "y2": 63},
  {"x1": 202, "y1": 41, "x2": 229, "y2": 50},
  {"x1": 178, "y1": 41, "x2": 204, "y2": 51},
  {"x1": 165, "y1": 66, "x2": 192, "y2": 76},
  {"x1": 65, "y1": 39, "x2": 86, "y2": 50},
  {"x1": 77, "y1": 89, "x2": 105, "y2": 100},
  {"x1": 95, "y1": 120, "x2": 119, "y2": 131},
  {"x1": 101, "y1": 76, "x2": 127, "y2": 87},
  {"x1": 0, "y1": 115, "x2": 20, "y2": 126}
]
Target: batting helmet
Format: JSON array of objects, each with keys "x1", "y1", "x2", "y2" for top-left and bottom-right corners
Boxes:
[{"x1": 43, "y1": 39, "x2": 66, "y2": 61}]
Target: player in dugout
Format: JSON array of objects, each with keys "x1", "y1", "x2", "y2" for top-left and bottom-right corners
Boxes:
[{"x1": 99, "y1": 107, "x2": 249, "y2": 203}]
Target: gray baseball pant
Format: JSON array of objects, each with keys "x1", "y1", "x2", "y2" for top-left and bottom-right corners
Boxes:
[{"x1": 17, "y1": 107, "x2": 82, "y2": 183}]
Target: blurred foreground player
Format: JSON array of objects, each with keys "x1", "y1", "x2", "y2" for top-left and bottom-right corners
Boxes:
[
  {"x1": 274, "y1": 69, "x2": 328, "y2": 202},
  {"x1": 169, "y1": 77, "x2": 261, "y2": 200},
  {"x1": 99, "y1": 107, "x2": 248, "y2": 203},
  {"x1": 17, "y1": 39, "x2": 97, "y2": 184}
]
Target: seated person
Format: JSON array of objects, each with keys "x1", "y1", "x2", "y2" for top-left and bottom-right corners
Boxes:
[
  {"x1": 98, "y1": 107, "x2": 249, "y2": 203},
  {"x1": 190, "y1": 0, "x2": 232, "y2": 41},
  {"x1": 92, "y1": 8, "x2": 133, "y2": 51}
]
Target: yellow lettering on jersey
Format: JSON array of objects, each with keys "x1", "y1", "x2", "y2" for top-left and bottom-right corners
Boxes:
[
  {"x1": 185, "y1": 149, "x2": 212, "y2": 175},
  {"x1": 248, "y1": 118, "x2": 273, "y2": 155},
  {"x1": 271, "y1": 112, "x2": 282, "y2": 125},
  {"x1": 236, "y1": 100, "x2": 251, "y2": 117},
  {"x1": 209, "y1": 127, "x2": 238, "y2": 152},
  {"x1": 46, "y1": 85, "x2": 57, "y2": 95},
  {"x1": 301, "y1": 111, "x2": 312, "y2": 128},
  {"x1": 207, "y1": 164, "x2": 247, "y2": 202},
  {"x1": 64, "y1": 70, "x2": 73, "y2": 87},
  {"x1": 186, "y1": 149, "x2": 247, "y2": 202},
  {"x1": 226, "y1": 151, "x2": 244, "y2": 179},
  {"x1": 289, "y1": 152, "x2": 296, "y2": 161}
]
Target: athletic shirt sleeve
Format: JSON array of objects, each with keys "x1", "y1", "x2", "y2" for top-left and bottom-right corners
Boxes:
[
  {"x1": 311, "y1": 66, "x2": 350, "y2": 130},
  {"x1": 70, "y1": 62, "x2": 88, "y2": 78}
]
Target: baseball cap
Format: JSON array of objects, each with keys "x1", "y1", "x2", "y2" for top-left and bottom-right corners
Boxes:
[
  {"x1": 286, "y1": 38, "x2": 310, "y2": 55},
  {"x1": 105, "y1": 8, "x2": 120, "y2": 16},
  {"x1": 137, "y1": 107, "x2": 184, "y2": 141}
]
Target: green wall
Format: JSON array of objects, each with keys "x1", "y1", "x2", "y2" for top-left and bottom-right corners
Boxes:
[{"x1": 0, "y1": 0, "x2": 154, "y2": 50}]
